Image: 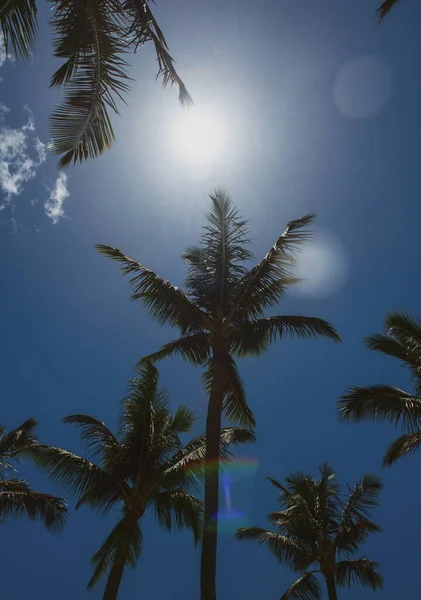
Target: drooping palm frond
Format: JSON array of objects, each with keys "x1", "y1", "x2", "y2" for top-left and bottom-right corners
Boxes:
[
  {"x1": 236, "y1": 527, "x2": 312, "y2": 571},
  {"x1": 0, "y1": 0, "x2": 37, "y2": 58},
  {"x1": 152, "y1": 490, "x2": 202, "y2": 543},
  {"x1": 88, "y1": 516, "x2": 143, "y2": 589},
  {"x1": 339, "y1": 385, "x2": 421, "y2": 427},
  {"x1": 0, "y1": 478, "x2": 67, "y2": 530},
  {"x1": 229, "y1": 214, "x2": 315, "y2": 323},
  {"x1": 382, "y1": 431, "x2": 421, "y2": 466},
  {"x1": 0, "y1": 417, "x2": 37, "y2": 462},
  {"x1": 281, "y1": 572, "x2": 323, "y2": 600},
  {"x1": 138, "y1": 332, "x2": 211, "y2": 368},
  {"x1": 377, "y1": 0, "x2": 401, "y2": 22},
  {"x1": 336, "y1": 558, "x2": 383, "y2": 589},
  {"x1": 63, "y1": 414, "x2": 119, "y2": 465},
  {"x1": 49, "y1": 0, "x2": 131, "y2": 167},
  {"x1": 96, "y1": 244, "x2": 208, "y2": 333}
]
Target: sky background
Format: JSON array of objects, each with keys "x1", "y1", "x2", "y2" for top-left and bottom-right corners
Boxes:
[{"x1": 1, "y1": 0, "x2": 421, "y2": 598}]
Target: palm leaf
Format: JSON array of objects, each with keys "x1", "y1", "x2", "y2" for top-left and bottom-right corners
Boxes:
[
  {"x1": 96, "y1": 244, "x2": 208, "y2": 333},
  {"x1": 377, "y1": 0, "x2": 401, "y2": 22},
  {"x1": 138, "y1": 333, "x2": 211, "y2": 368},
  {"x1": 383, "y1": 431, "x2": 421, "y2": 466},
  {"x1": 63, "y1": 415, "x2": 119, "y2": 464},
  {"x1": 339, "y1": 385, "x2": 421, "y2": 427},
  {"x1": 49, "y1": 0, "x2": 130, "y2": 167},
  {"x1": 229, "y1": 214, "x2": 315, "y2": 323},
  {"x1": 0, "y1": 478, "x2": 67, "y2": 530},
  {"x1": 0, "y1": 0, "x2": 37, "y2": 58},
  {"x1": 152, "y1": 490, "x2": 203, "y2": 543},
  {"x1": 336, "y1": 558, "x2": 383, "y2": 589},
  {"x1": 280, "y1": 572, "x2": 322, "y2": 600},
  {"x1": 88, "y1": 516, "x2": 142, "y2": 589},
  {"x1": 0, "y1": 417, "x2": 37, "y2": 458},
  {"x1": 222, "y1": 355, "x2": 256, "y2": 427},
  {"x1": 236, "y1": 527, "x2": 311, "y2": 571}
]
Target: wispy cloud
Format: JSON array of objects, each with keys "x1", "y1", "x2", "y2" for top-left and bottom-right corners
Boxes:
[{"x1": 44, "y1": 172, "x2": 69, "y2": 224}]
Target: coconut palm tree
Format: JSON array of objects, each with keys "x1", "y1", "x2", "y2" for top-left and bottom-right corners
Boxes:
[
  {"x1": 0, "y1": 0, "x2": 191, "y2": 168},
  {"x1": 96, "y1": 190, "x2": 341, "y2": 600},
  {"x1": 0, "y1": 418, "x2": 67, "y2": 530},
  {"x1": 340, "y1": 311, "x2": 421, "y2": 466},
  {"x1": 28, "y1": 362, "x2": 254, "y2": 600},
  {"x1": 236, "y1": 464, "x2": 383, "y2": 600}
]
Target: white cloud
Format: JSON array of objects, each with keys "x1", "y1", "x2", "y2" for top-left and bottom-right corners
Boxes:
[{"x1": 44, "y1": 172, "x2": 69, "y2": 224}]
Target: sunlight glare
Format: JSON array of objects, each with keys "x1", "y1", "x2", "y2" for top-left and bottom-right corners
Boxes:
[{"x1": 170, "y1": 106, "x2": 226, "y2": 166}]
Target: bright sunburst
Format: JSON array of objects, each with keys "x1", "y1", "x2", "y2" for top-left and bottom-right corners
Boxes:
[{"x1": 170, "y1": 106, "x2": 226, "y2": 166}]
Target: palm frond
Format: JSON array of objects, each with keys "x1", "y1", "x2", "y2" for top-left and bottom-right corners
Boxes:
[
  {"x1": 0, "y1": 0, "x2": 37, "y2": 58},
  {"x1": 0, "y1": 417, "x2": 37, "y2": 458},
  {"x1": 336, "y1": 558, "x2": 383, "y2": 589},
  {"x1": 229, "y1": 214, "x2": 315, "y2": 323},
  {"x1": 88, "y1": 516, "x2": 142, "y2": 589},
  {"x1": 382, "y1": 431, "x2": 421, "y2": 466},
  {"x1": 339, "y1": 385, "x2": 421, "y2": 427},
  {"x1": 49, "y1": 0, "x2": 131, "y2": 167},
  {"x1": 231, "y1": 315, "x2": 340, "y2": 357},
  {"x1": 153, "y1": 490, "x2": 203, "y2": 543},
  {"x1": 236, "y1": 527, "x2": 312, "y2": 571},
  {"x1": 0, "y1": 479, "x2": 67, "y2": 530},
  {"x1": 122, "y1": 0, "x2": 192, "y2": 105},
  {"x1": 96, "y1": 244, "x2": 207, "y2": 333},
  {"x1": 63, "y1": 414, "x2": 119, "y2": 464},
  {"x1": 137, "y1": 333, "x2": 211, "y2": 368},
  {"x1": 169, "y1": 405, "x2": 195, "y2": 435},
  {"x1": 377, "y1": 0, "x2": 401, "y2": 22},
  {"x1": 281, "y1": 572, "x2": 322, "y2": 600}
]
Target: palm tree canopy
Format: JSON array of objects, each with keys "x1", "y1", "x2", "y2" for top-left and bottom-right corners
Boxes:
[
  {"x1": 236, "y1": 464, "x2": 383, "y2": 596},
  {"x1": 0, "y1": 419, "x2": 67, "y2": 530},
  {"x1": 340, "y1": 311, "x2": 421, "y2": 466},
  {"x1": 28, "y1": 362, "x2": 254, "y2": 588},
  {"x1": 0, "y1": 0, "x2": 191, "y2": 168},
  {"x1": 97, "y1": 190, "x2": 340, "y2": 428}
]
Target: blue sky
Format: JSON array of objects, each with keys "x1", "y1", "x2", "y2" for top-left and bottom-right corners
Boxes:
[{"x1": 1, "y1": 0, "x2": 421, "y2": 598}]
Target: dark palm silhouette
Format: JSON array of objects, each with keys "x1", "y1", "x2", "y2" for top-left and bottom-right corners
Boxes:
[
  {"x1": 28, "y1": 362, "x2": 254, "y2": 600},
  {"x1": 340, "y1": 311, "x2": 421, "y2": 466},
  {"x1": 0, "y1": 418, "x2": 67, "y2": 530},
  {"x1": 377, "y1": 0, "x2": 402, "y2": 21},
  {"x1": 237, "y1": 464, "x2": 383, "y2": 600},
  {"x1": 97, "y1": 190, "x2": 340, "y2": 600},
  {"x1": 0, "y1": 0, "x2": 190, "y2": 167}
]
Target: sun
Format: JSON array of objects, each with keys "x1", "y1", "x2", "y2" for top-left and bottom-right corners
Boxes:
[{"x1": 170, "y1": 106, "x2": 226, "y2": 166}]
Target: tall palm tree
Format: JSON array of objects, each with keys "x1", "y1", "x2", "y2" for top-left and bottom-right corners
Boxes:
[
  {"x1": 96, "y1": 190, "x2": 341, "y2": 600},
  {"x1": 340, "y1": 311, "x2": 421, "y2": 466},
  {"x1": 28, "y1": 362, "x2": 254, "y2": 600},
  {"x1": 0, "y1": 418, "x2": 67, "y2": 530},
  {"x1": 0, "y1": 0, "x2": 191, "y2": 168},
  {"x1": 236, "y1": 464, "x2": 383, "y2": 600}
]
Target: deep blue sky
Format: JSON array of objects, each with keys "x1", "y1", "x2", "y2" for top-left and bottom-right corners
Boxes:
[{"x1": 1, "y1": 0, "x2": 421, "y2": 598}]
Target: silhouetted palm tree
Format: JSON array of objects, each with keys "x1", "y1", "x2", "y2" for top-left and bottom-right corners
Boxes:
[
  {"x1": 0, "y1": 0, "x2": 190, "y2": 167},
  {"x1": 28, "y1": 362, "x2": 254, "y2": 600},
  {"x1": 97, "y1": 190, "x2": 340, "y2": 600},
  {"x1": 0, "y1": 418, "x2": 67, "y2": 530},
  {"x1": 340, "y1": 311, "x2": 421, "y2": 466},
  {"x1": 237, "y1": 464, "x2": 383, "y2": 600}
]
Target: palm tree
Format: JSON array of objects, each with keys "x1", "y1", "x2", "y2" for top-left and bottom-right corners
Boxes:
[
  {"x1": 0, "y1": 0, "x2": 191, "y2": 168},
  {"x1": 96, "y1": 190, "x2": 341, "y2": 600},
  {"x1": 0, "y1": 418, "x2": 67, "y2": 530},
  {"x1": 28, "y1": 362, "x2": 254, "y2": 600},
  {"x1": 340, "y1": 311, "x2": 421, "y2": 466},
  {"x1": 236, "y1": 464, "x2": 383, "y2": 600}
]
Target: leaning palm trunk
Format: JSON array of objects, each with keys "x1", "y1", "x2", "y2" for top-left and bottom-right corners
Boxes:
[
  {"x1": 103, "y1": 519, "x2": 135, "y2": 600},
  {"x1": 201, "y1": 349, "x2": 225, "y2": 600}
]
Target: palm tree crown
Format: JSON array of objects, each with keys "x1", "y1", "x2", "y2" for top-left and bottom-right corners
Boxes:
[
  {"x1": 340, "y1": 311, "x2": 421, "y2": 466},
  {"x1": 0, "y1": 418, "x2": 67, "y2": 530},
  {"x1": 97, "y1": 190, "x2": 340, "y2": 600},
  {"x1": 28, "y1": 362, "x2": 254, "y2": 600},
  {"x1": 0, "y1": 0, "x2": 190, "y2": 168},
  {"x1": 236, "y1": 464, "x2": 383, "y2": 600}
]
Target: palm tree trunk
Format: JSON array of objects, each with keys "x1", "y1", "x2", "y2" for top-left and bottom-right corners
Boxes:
[
  {"x1": 103, "y1": 519, "x2": 134, "y2": 600},
  {"x1": 324, "y1": 573, "x2": 338, "y2": 600},
  {"x1": 200, "y1": 348, "x2": 225, "y2": 600}
]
